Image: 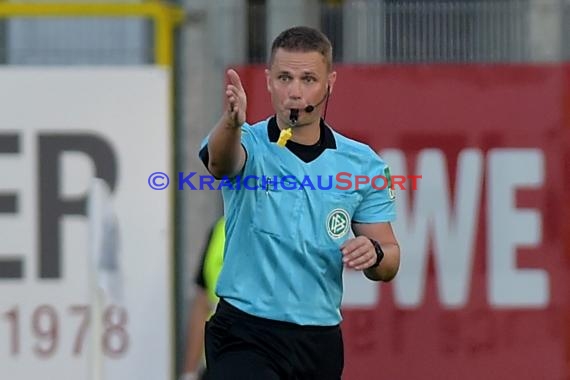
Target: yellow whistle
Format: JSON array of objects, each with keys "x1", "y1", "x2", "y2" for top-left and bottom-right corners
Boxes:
[{"x1": 277, "y1": 128, "x2": 292, "y2": 147}]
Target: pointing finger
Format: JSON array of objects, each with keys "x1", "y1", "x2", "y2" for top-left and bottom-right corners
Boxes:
[{"x1": 227, "y1": 69, "x2": 244, "y2": 91}]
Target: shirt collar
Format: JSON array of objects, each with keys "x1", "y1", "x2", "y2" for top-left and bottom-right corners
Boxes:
[{"x1": 267, "y1": 116, "x2": 337, "y2": 149}]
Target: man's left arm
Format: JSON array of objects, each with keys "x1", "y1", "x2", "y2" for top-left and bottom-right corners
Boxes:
[
  {"x1": 341, "y1": 222, "x2": 400, "y2": 282},
  {"x1": 345, "y1": 148, "x2": 400, "y2": 281}
]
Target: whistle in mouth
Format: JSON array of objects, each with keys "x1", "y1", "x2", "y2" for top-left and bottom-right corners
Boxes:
[{"x1": 289, "y1": 108, "x2": 299, "y2": 126}]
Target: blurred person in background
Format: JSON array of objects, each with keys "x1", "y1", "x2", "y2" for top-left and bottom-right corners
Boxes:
[
  {"x1": 198, "y1": 26, "x2": 400, "y2": 379},
  {"x1": 180, "y1": 217, "x2": 225, "y2": 380}
]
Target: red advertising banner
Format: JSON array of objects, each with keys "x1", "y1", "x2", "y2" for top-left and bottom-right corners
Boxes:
[{"x1": 233, "y1": 63, "x2": 570, "y2": 379}]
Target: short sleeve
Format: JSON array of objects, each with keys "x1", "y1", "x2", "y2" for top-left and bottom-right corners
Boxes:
[
  {"x1": 238, "y1": 123, "x2": 258, "y2": 169},
  {"x1": 352, "y1": 148, "x2": 396, "y2": 223}
]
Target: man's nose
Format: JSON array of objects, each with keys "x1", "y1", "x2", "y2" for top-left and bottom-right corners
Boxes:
[{"x1": 288, "y1": 80, "x2": 302, "y2": 99}]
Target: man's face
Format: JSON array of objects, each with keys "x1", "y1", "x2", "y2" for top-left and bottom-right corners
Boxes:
[{"x1": 265, "y1": 48, "x2": 336, "y2": 128}]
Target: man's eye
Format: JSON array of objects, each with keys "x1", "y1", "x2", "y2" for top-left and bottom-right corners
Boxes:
[
  {"x1": 278, "y1": 75, "x2": 290, "y2": 81},
  {"x1": 303, "y1": 77, "x2": 316, "y2": 83}
]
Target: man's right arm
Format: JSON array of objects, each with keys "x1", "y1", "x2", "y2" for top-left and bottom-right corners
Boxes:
[{"x1": 207, "y1": 69, "x2": 247, "y2": 178}]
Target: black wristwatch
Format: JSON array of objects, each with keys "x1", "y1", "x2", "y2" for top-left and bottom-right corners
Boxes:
[{"x1": 368, "y1": 238, "x2": 384, "y2": 268}]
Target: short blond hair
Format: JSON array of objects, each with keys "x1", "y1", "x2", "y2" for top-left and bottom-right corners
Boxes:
[{"x1": 268, "y1": 26, "x2": 333, "y2": 72}]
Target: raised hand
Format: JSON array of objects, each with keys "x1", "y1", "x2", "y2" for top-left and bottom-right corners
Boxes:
[{"x1": 225, "y1": 69, "x2": 247, "y2": 128}]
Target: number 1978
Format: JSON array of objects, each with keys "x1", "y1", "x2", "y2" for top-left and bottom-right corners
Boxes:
[{"x1": 2, "y1": 305, "x2": 129, "y2": 358}]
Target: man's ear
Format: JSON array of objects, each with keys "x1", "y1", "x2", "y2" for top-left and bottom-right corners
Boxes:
[
  {"x1": 327, "y1": 71, "x2": 337, "y2": 95},
  {"x1": 265, "y1": 69, "x2": 271, "y2": 92}
]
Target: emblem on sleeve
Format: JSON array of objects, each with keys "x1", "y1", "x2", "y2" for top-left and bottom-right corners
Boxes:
[{"x1": 326, "y1": 208, "x2": 350, "y2": 239}]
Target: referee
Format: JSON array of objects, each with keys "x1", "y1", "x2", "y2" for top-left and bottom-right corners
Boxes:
[{"x1": 198, "y1": 26, "x2": 400, "y2": 380}]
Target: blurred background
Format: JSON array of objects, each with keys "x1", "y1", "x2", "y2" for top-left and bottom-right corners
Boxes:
[{"x1": 0, "y1": 0, "x2": 569, "y2": 379}]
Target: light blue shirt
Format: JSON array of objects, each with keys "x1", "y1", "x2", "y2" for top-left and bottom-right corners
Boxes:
[{"x1": 199, "y1": 117, "x2": 395, "y2": 325}]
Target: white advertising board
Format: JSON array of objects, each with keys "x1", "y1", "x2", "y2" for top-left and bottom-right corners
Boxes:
[{"x1": 0, "y1": 68, "x2": 173, "y2": 380}]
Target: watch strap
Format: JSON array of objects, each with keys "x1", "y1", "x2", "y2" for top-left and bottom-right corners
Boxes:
[{"x1": 368, "y1": 238, "x2": 384, "y2": 268}]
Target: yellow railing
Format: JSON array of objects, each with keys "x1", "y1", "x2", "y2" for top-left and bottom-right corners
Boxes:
[{"x1": 0, "y1": 1, "x2": 185, "y2": 66}]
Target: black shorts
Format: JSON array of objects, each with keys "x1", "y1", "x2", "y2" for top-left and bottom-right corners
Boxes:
[{"x1": 204, "y1": 298, "x2": 344, "y2": 380}]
